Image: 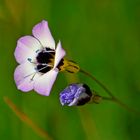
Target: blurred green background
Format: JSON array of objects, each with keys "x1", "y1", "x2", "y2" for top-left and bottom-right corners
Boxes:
[{"x1": 0, "y1": 0, "x2": 140, "y2": 140}]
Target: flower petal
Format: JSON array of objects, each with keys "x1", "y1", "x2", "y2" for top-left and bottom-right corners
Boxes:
[
  {"x1": 14, "y1": 62, "x2": 40, "y2": 92},
  {"x1": 54, "y1": 41, "x2": 66, "y2": 68},
  {"x1": 14, "y1": 36, "x2": 41, "y2": 64},
  {"x1": 32, "y1": 20, "x2": 55, "y2": 49},
  {"x1": 34, "y1": 69, "x2": 58, "y2": 96}
]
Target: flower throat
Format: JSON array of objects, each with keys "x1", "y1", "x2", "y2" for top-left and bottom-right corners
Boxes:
[
  {"x1": 36, "y1": 48, "x2": 55, "y2": 73},
  {"x1": 36, "y1": 48, "x2": 80, "y2": 74}
]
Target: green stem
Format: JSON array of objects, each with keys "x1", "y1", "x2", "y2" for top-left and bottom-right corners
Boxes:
[
  {"x1": 102, "y1": 96, "x2": 140, "y2": 115},
  {"x1": 80, "y1": 69, "x2": 140, "y2": 115},
  {"x1": 80, "y1": 69, "x2": 115, "y2": 98}
]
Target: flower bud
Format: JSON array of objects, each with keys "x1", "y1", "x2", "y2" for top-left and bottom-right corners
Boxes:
[{"x1": 59, "y1": 83, "x2": 92, "y2": 106}]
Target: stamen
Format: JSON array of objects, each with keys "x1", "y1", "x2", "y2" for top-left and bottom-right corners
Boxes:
[
  {"x1": 23, "y1": 64, "x2": 54, "y2": 81},
  {"x1": 41, "y1": 63, "x2": 53, "y2": 67},
  {"x1": 30, "y1": 73, "x2": 36, "y2": 81},
  {"x1": 27, "y1": 58, "x2": 36, "y2": 64},
  {"x1": 37, "y1": 64, "x2": 53, "y2": 72},
  {"x1": 44, "y1": 50, "x2": 55, "y2": 53},
  {"x1": 27, "y1": 58, "x2": 32, "y2": 62},
  {"x1": 24, "y1": 72, "x2": 37, "y2": 79},
  {"x1": 36, "y1": 49, "x2": 40, "y2": 53}
]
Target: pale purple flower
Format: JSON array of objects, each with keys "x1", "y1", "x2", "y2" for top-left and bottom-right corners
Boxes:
[
  {"x1": 60, "y1": 83, "x2": 92, "y2": 106},
  {"x1": 14, "y1": 20, "x2": 66, "y2": 96}
]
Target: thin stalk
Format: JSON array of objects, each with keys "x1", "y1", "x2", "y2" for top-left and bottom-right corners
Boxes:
[
  {"x1": 4, "y1": 97, "x2": 53, "y2": 140},
  {"x1": 102, "y1": 96, "x2": 140, "y2": 115},
  {"x1": 80, "y1": 69, "x2": 140, "y2": 115},
  {"x1": 80, "y1": 69, "x2": 115, "y2": 98}
]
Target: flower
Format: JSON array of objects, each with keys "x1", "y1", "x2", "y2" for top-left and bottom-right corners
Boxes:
[
  {"x1": 59, "y1": 83, "x2": 92, "y2": 106},
  {"x1": 14, "y1": 20, "x2": 66, "y2": 96}
]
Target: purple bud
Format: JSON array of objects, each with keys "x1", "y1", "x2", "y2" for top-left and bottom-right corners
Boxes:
[{"x1": 59, "y1": 83, "x2": 92, "y2": 106}]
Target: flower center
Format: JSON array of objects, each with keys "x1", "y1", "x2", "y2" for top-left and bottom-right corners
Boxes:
[{"x1": 36, "y1": 48, "x2": 55, "y2": 73}]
